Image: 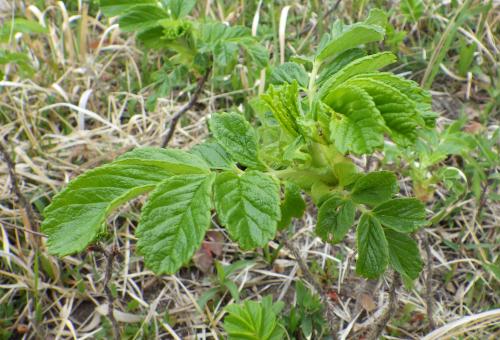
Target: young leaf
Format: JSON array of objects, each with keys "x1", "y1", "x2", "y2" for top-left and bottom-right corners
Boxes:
[
  {"x1": 41, "y1": 164, "x2": 171, "y2": 256},
  {"x1": 190, "y1": 141, "x2": 234, "y2": 170},
  {"x1": 136, "y1": 174, "x2": 215, "y2": 274},
  {"x1": 270, "y1": 62, "x2": 309, "y2": 88},
  {"x1": 118, "y1": 5, "x2": 167, "y2": 32},
  {"x1": 373, "y1": 198, "x2": 426, "y2": 232},
  {"x1": 166, "y1": 0, "x2": 196, "y2": 19},
  {"x1": 114, "y1": 147, "x2": 209, "y2": 174},
  {"x1": 223, "y1": 296, "x2": 285, "y2": 340},
  {"x1": 209, "y1": 112, "x2": 262, "y2": 169},
  {"x1": 318, "y1": 52, "x2": 397, "y2": 100},
  {"x1": 400, "y1": 0, "x2": 424, "y2": 22},
  {"x1": 316, "y1": 196, "x2": 355, "y2": 244},
  {"x1": 352, "y1": 171, "x2": 398, "y2": 206},
  {"x1": 278, "y1": 182, "x2": 306, "y2": 229},
  {"x1": 261, "y1": 81, "x2": 302, "y2": 137},
  {"x1": 100, "y1": 0, "x2": 156, "y2": 17},
  {"x1": 384, "y1": 229, "x2": 423, "y2": 280},
  {"x1": 356, "y1": 214, "x2": 389, "y2": 278},
  {"x1": 317, "y1": 48, "x2": 366, "y2": 87},
  {"x1": 214, "y1": 171, "x2": 281, "y2": 249},
  {"x1": 316, "y1": 23, "x2": 385, "y2": 62},
  {"x1": 327, "y1": 85, "x2": 385, "y2": 154}
]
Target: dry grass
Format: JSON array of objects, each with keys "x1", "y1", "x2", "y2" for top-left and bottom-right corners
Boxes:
[{"x1": 1, "y1": 0, "x2": 499, "y2": 339}]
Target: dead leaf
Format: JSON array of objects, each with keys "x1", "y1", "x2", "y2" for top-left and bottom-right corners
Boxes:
[{"x1": 359, "y1": 293, "x2": 376, "y2": 312}]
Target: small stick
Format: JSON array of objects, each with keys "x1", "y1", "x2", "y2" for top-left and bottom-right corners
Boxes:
[
  {"x1": 161, "y1": 66, "x2": 212, "y2": 148},
  {"x1": 423, "y1": 233, "x2": 436, "y2": 331}
]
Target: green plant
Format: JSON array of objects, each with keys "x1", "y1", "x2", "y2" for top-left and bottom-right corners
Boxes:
[
  {"x1": 223, "y1": 295, "x2": 284, "y2": 339},
  {"x1": 42, "y1": 9, "x2": 433, "y2": 281}
]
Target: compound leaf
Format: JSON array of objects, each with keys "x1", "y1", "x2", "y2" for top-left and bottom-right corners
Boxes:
[
  {"x1": 316, "y1": 196, "x2": 355, "y2": 244},
  {"x1": 373, "y1": 198, "x2": 426, "y2": 232},
  {"x1": 356, "y1": 214, "x2": 389, "y2": 278},
  {"x1": 136, "y1": 173, "x2": 215, "y2": 274},
  {"x1": 167, "y1": 0, "x2": 196, "y2": 19},
  {"x1": 385, "y1": 229, "x2": 423, "y2": 280},
  {"x1": 209, "y1": 112, "x2": 262, "y2": 169},
  {"x1": 352, "y1": 171, "x2": 398, "y2": 206},
  {"x1": 42, "y1": 163, "x2": 171, "y2": 256},
  {"x1": 261, "y1": 81, "x2": 302, "y2": 137},
  {"x1": 223, "y1": 296, "x2": 285, "y2": 340},
  {"x1": 401, "y1": 0, "x2": 424, "y2": 22},
  {"x1": 214, "y1": 171, "x2": 281, "y2": 249}
]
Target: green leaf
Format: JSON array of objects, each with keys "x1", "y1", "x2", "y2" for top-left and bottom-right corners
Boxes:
[
  {"x1": 278, "y1": 182, "x2": 306, "y2": 229},
  {"x1": 136, "y1": 174, "x2": 215, "y2": 274},
  {"x1": 261, "y1": 81, "x2": 302, "y2": 137},
  {"x1": 118, "y1": 5, "x2": 167, "y2": 32},
  {"x1": 333, "y1": 161, "x2": 360, "y2": 187},
  {"x1": 214, "y1": 171, "x2": 281, "y2": 249},
  {"x1": 190, "y1": 141, "x2": 234, "y2": 170},
  {"x1": 318, "y1": 52, "x2": 397, "y2": 99},
  {"x1": 0, "y1": 18, "x2": 48, "y2": 43},
  {"x1": 42, "y1": 163, "x2": 171, "y2": 256},
  {"x1": 373, "y1": 198, "x2": 426, "y2": 233},
  {"x1": 384, "y1": 229, "x2": 423, "y2": 280},
  {"x1": 223, "y1": 296, "x2": 285, "y2": 340},
  {"x1": 100, "y1": 0, "x2": 156, "y2": 17},
  {"x1": 0, "y1": 51, "x2": 34, "y2": 77},
  {"x1": 365, "y1": 8, "x2": 388, "y2": 28},
  {"x1": 240, "y1": 38, "x2": 269, "y2": 69},
  {"x1": 316, "y1": 196, "x2": 355, "y2": 244},
  {"x1": 270, "y1": 62, "x2": 308, "y2": 87},
  {"x1": 356, "y1": 214, "x2": 389, "y2": 278},
  {"x1": 327, "y1": 85, "x2": 385, "y2": 154},
  {"x1": 316, "y1": 23, "x2": 385, "y2": 62},
  {"x1": 166, "y1": 0, "x2": 196, "y2": 19},
  {"x1": 352, "y1": 171, "x2": 398, "y2": 206},
  {"x1": 114, "y1": 147, "x2": 209, "y2": 174},
  {"x1": 400, "y1": 0, "x2": 424, "y2": 22},
  {"x1": 317, "y1": 48, "x2": 366, "y2": 86},
  {"x1": 209, "y1": 113, "x2": 262, "y2": 169}
]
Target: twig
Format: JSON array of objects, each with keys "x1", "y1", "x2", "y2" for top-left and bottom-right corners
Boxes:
[
  {"x1": 161, "y1": 66, "x2": 212, "y2": 148},
  {"x1": 0, "y1": 140, "x2": 40, "y2": 237},
  {"x1": 423, "y1": 233, "x2": 436, "y2": 331},
  {"x1": 279, "y1": 235, "x2": 338, "y2": 337},
  {"x1": 91, "y1": 244, "x2": 121, "y2": 340},
  {"x1": 365, "y1": 271, "x2": 401, "y2": 340}
]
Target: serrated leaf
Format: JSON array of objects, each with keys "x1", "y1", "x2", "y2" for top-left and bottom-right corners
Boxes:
[
  {"x1": 352, "y1": 171, "x2": 398, "y2": 206},
  {"x1": 356, "y1": 214, "x2": 389, "y2": 278},
  {"x1": 261, "y1": 82, "x2": 302, "y2": 137},
  {"x1": 136, "y1": 174, "x2": 215, "y2": 274},
  {"x1": 400, "y1": 0, "x2": 424, "y2": 22},
  {"x1": 345, "y1": 77, "x2": 420, "y2": 145},
  {"x1": 270, "y1": 62, "x2": 308, "y2": 87},
  {"x1": 209, "y1": 112, "x2": 262, "y2": 169},
  {"x1": 333, "y1": 161, "x2": 360, "y2": 187},
  {"x1": 166, "y1": 0, "x2": 196, "y2": 19},
  {"x1": 318, "y1": 52, "x2": 397, "y2": 99},
  {"x1": 384, "y1": 229, "x2": 423, "y2": 280},
  {"x1": 373, "y1": 198, "x2": 426, "y2": 232},
  {"x1": 316, "y1": 196, "x2": 355, "y2": 244},
  {"x1": 100, "y1": 0, "x2": 156, "y2": 17},
  {"x1": 223, "y1": 296, "x2": 285, "y2": 340},
  {"x1": 115, "y1": 147, "x2": 209, "y2": 174},
  {"x1": 42, "y1": 163, "x2": 171, "y2": 256},
  {"x1": 118, "y1": 5, "x2": 167, "y2": 32},
  {"x1": 317, "y1": 23, "x2": 385, "y2": 61},
  {"x1": 317, "y1": 48, "x2": 366, "y2": 87},
  {"x1": 327, "y1": 85, "x2": 385, "y2": 154},
  {"x1": 214, "y1": 171, "x2": 280, "y2": 249},
  {"x1": 190, "y1": 141, "x2": 234, "y2": 170},
  {"x1": 278, "y1": 182, "x2": 306, "y2": 229}
]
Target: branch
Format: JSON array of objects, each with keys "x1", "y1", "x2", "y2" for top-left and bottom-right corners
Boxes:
[{"x1": 161, "y1": 66, "x2": 212, "y2": 148}]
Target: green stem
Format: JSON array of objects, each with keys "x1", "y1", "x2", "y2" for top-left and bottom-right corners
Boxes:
[{"x1": 308, "y1": 60, "x2": 320, "y2": 107}]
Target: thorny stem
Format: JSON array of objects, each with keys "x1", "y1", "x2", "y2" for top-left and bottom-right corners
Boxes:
[
  {"x1": 161, "y1": 65, "x2": 212, "y2": 148},
  {"x1": 92, "y1": 245, "x2": 121, "y2": 340},
  {"x1": 365, "y1": 271, "x2": 401, "y2": 340},
  {"x1": 279, "y1": 234, "x2": 338, "y2": 338}
]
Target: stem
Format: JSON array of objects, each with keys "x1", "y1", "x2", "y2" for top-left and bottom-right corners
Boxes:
[{"x1": 308, "y1": 60, "x2": 320, "y2": 107}]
